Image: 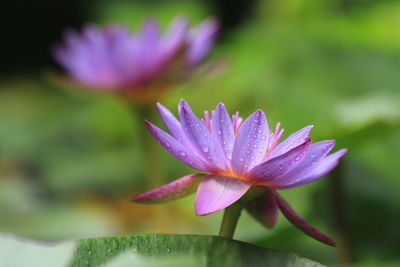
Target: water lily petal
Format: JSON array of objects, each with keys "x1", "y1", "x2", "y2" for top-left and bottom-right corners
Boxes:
[
  {"x1": 137, "y1": 19, "x2": 161, "y2": 74},
  {"x1": 269, "y1": 125, "x2": 313, "y2": 159},
  {"x1": 245, "y1": 190, "x2": 279, "y2": 228},
  {"x1": 231, "y1": 110, "x2": 270, "y2": 175},
  {"x1": 271, "y1": 140, "x2": 336, "y2": 188},
  {"x1": 162, "y1": 16, "x2": 188, "y2": 55},
  {"x1": 250, "y1": 138, "x2": 311, "y2": 183},
  {"x1": 195, "y1": 175, "x2": 252, "y2": 215},
  {"x1": 145, "y1": 120, "x2": 211, "y2": 171},
  {"x1": 211, "y1": 102, "x2": 235, "y2": 163},
  {"x1": 280, "y1": 149, "x2": 348, "y2": 189},
  {"x1": 179, "y1": 99, "x2": 227, "y2": 170},
  {"x1": 188, "y1": 18, "x2": 218, "y2": 64},
  {"x1": 131, "y1": 174, "x2": 203, "y2": 203},
  {"x1": 157, "y1": 102, "x2": 186, "y2": 142},
  {"x1": 270, "y1": 190, "x2": 336, "y2": 246}
]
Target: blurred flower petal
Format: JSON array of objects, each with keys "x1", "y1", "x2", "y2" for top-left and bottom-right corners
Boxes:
[{"x1": 188, "y1": 19, "x2": 218, "y2": 64}]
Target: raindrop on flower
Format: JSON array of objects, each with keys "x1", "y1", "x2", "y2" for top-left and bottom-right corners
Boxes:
[{"x1": 202, "y1": 145, "x2": 209, "y2": 153}]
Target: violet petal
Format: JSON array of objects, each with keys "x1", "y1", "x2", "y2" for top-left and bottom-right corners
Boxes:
[
  {"x1": 249, "y1": 138, "x2": 311, "y2": 183},
  {"x1": 131, "y1": 174, "x2": 203, "y2": 203},
  {"x1": 231, "y1": 110, "x2": 270, "y2": 175},
  {"x1": 245, "y1": 190, "x2": 279, "y2": 229},
  {"x1": 269, "y1": 125, "x2": 313, "y2": 159},
  {"x1": 272, "y1": 140, "x2": 336, "y2": 188},
  {"x1": 270, "y1": 190, "x2": 336, "y2": 246},
  {"x1": 280, "y1": 149, "x2": 348, "y2": 189},
  {"x1": 211, "y1": 102, "x2": 235, "y2": 163},
  {"x1": 157, "y1": 102, "x2": 187, "y2": 143},
  {"x1": 145, "y1": 120, "x2": 211, "y2": 171},
  {"x1": 195, "y1": 175, "x2": 252, "y2": 215},
  {"x1": 178, "y1": 99, "x2": 227, "y2": 170}
]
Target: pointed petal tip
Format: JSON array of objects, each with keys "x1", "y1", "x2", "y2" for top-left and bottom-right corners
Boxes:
[
  {"x1": 338, "y1": 148, "x2": 348, "y2": 156},
  {"x1": 179, "y1": 99, "x2": 190, "y2": 111}
]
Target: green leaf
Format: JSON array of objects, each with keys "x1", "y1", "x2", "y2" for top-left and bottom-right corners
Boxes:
[
  {"x1": 0, "y1": 233, "x2": 324, "y2": 267},
  {"x1": 70, "y1": 234, "x2": 323, "y2": 267}
]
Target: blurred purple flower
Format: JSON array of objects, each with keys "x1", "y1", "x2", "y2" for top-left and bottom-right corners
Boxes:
[
  {"x1": 53, "y1": 17, "x2": 218, "y2": 98},
  {"x1": 131, "y1": 100, "x2": 347, "y2": 246}
]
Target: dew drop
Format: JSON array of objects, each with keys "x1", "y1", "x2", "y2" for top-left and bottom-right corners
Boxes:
[
  {"x1": 165, "y1": 142, "x2": 170, "y2": 148},
  {"x1": 261, "y1": 135, "x2": 266, "y2": 140},
  {"x1": 179, "y1": 151, "x2": 187, "y2": 157},
  {"x1": 202, "y1": 145, "x2": 209, "y2": 152},
  {"x1": 253, "y1": 144, "x2": 258, "y2": 148},
  {"x1": 239, "y1": 157, "x2": 244, "y2": 162},
  {"x1": 295, "y1": 156, "x2": 301, "y2": 161}
]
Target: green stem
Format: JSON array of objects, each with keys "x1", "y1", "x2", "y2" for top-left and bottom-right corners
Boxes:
[
  {"x1": 218, "y1": 187, "x2": 266, "y2": 239},
  {"x1": 219, "y1": 202, "x2": 243, "y2": 239}
]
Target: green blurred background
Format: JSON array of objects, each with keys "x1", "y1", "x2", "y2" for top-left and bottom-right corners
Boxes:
[{"x1": 1, "y1": 0, "x2": 400, "y2": 266}]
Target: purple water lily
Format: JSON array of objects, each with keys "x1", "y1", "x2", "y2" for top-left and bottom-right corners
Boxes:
[
  {"x1": 131, "y1": 100, "x2": 347, "y2": 246},
  {"x1": 53, "y1": 17, "x2": 218, "y2": 98}
]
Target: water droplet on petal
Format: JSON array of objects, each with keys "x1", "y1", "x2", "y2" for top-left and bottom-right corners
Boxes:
[
  {"x1": 165, "y1": 142, "x2": 170, "y2": 148},
  {"x1": 179, "y1": 151, "x2": 187, "y2": 157},
  {"x1": 239, "y1": 157, "x2": 244, "y2": 162},
  {"x1": 202, "y1": 145, "x2": 209, "y2": 153},
  {"x1": 295, "y1": 156, "x2": 301, "y2": 161},
  {"x1": 253, "y1": 144, "x2": 258, "y2": 148}
]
